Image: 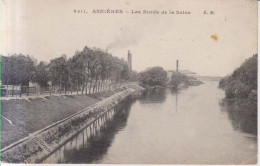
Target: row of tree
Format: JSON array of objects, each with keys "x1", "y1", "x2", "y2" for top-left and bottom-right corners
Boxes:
[
  {"x1": 219, "y1": 54, "x2": 257, "y2": 102},
  {"x1": 1, "y1": 46, "x2": 138, "y2": 94}
]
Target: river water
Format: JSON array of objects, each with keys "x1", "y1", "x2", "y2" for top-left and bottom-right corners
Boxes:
[{"x1": 43, "y1": 80, "x2": 257, "y2": 164}]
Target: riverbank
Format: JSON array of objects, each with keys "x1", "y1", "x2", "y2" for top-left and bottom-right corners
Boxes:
[{"x1": 1, "y1": 82, "x2": 144, "y2": 163}]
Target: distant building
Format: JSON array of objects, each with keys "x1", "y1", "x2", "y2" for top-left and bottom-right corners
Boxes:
[
  {"x1": 178, "y1": 70, "x2": 196, "y2": 75},
  {"x1": 167, "y1": 70, "x2": 196, "y2": 82},
  {"x1": 127, "y1": 50, "x2": 132, "y2": 70},
  {"x1": 167, "y1": 60, "x2": 196, "y2": 82}
]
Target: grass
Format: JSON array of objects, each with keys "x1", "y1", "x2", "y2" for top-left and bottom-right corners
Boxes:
[{"x1": 1, "y1": 89, "x2": 124, "y2": 149}]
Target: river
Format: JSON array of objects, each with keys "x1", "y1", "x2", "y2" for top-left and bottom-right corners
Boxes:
[{"x1": 43, "y1": 80, "x2": 257, "y2": 164}]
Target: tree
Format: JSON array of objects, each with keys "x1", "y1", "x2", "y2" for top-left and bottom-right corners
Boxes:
[
  {"x1": 68, "y1": 51, "x2": 89, "y2": 94},
  {"x1": 138, "y1": 67, "x2": 168, "y2": 87},
  {"x1": 1, "y1": 54, "x2": 35, "y2": 86},
  {"x1": 48, "y1": 55, "x2": 69, "y2": 91},
  {"x1": 33, "y1": 61, "x2": 50, "y2": 87},
  {"x1": 219, "y1": 54, "x2": 257, "y2": 100},
  {"x1": 1, "y1": 55, "x2": 11, "y2": 85}
]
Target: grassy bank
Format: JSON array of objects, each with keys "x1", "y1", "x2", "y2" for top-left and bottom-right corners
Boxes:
[
  {"x1": 1, "y1": 83, "x2": 144, "y2": 163},
  {"x1": 1, "y1": 89, "x2": 124, "y2": 148}
]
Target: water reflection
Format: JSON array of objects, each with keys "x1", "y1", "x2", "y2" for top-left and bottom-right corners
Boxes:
[
  {"x1": 220, "y1": 99, "x2": 257, "y2": 135},
  {"x1": 139, "y1": 88, "x2": 166, "y2": 104},
  {"x1": 44, "y1": 81, "x2": 257, "y2": 164},
  {"x1": 170, "y1": 88, "x2": 181, "y2": 113},
  {"x1": 43, "y1": 97, "x2": 135, "y2": 163}
]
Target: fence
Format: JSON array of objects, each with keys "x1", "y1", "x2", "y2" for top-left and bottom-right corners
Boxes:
[{"x1": 1, "y1": 82, "x2": 124, "y2": 98}]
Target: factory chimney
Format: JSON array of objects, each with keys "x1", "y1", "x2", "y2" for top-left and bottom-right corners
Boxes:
[
  {"x1": 176, "y1": 60, "x2": 179, "y2": 72},
  {"x1": 128, "y1": 50, "x2": 132, "y2": 70}
]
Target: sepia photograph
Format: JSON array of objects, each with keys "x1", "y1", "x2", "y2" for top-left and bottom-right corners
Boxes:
[{"x1": 0, "y1": 0, "x2": 258, "y2": 164}]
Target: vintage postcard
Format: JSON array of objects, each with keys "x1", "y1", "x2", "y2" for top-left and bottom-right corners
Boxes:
[{"x1": 0, "y1": 0, "x2": 258, "y2": 164}]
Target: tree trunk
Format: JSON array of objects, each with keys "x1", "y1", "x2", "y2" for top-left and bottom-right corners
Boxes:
[
  {"x1": 85, "y1": 81, "x2": 88, "y2": 94},
  {"x1": 101, "y1": 80, "x2": 104, "y2": 91},
  {"x1": 98, "y1": 80, "x2": 101, "y2": 92},
  {"x1": 81, "y1": 83, "x2": 85, "y2": 95},
  {"x1": 97, "y1": 80, "x2": 99, "y2": 92},
  {"x1": 77, "y1": 78, "x2": 79, "y2": 95},
  {"x1": 89, "y1": 81, "x2": 92, "y2": 94},
  {"x1": 59, "y1": 76, "x2": 62, "y2": 94},
  {"x1": 105, "y1": 79, "x2": 108, "y2": 90},
  {"x1": 93, "y1": 78, "x2": 98, "y2": 93}
]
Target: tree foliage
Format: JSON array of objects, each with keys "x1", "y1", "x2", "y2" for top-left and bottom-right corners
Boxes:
[
  {"x1": 49, "y1": 55, "x2": 69, "y2": 89},
  {"x1": 1, "y1": 54, "x2": 36, "y2": 86},
  {"x1": 33, "y1": 62, "x2": 49, "y2": 87},
  {"x1": 219, "y1": 54, "x2": 257, "y2": 101},
  {"x1": 138, "y1": 67, "x2": 168, "y2": 87}
]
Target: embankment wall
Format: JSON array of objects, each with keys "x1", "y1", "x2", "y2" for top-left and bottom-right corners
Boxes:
[{"x1": 1, "y1": 83, "x2": 144, "y2": 163}]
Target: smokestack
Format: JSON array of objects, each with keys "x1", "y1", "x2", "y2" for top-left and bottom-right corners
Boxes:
[
  {"x1": 128, "y1": 50, "x2": 132, "y2": 70},
  {"x1": 176, "y1": 60, "x2": 179, "y2": 72}
]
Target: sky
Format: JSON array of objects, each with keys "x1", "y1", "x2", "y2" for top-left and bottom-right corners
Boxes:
[{"x1": 0, "y1": 0, "x2": 257, "y2": 77}]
